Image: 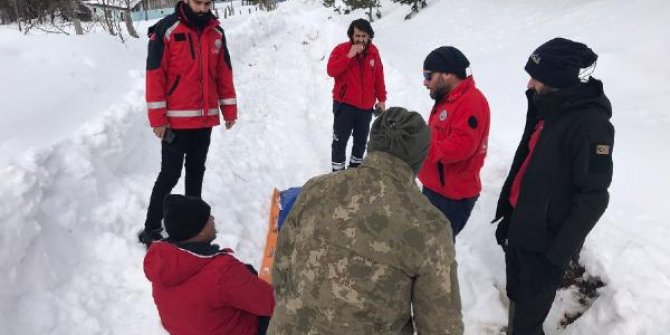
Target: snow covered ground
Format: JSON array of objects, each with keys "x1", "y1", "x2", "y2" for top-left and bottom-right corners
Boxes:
[{"x1": 0, "y1": 0, "x2": 668, "y2": 333}]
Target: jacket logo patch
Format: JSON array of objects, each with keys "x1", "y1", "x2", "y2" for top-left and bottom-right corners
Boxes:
[
  {"x1": 530, "y1": 52, "x2": 541, "y2": 65},
  {"x1": 439, "y1": 109, "x2": 448, "y2": 121},
  {"x1": 468, "y1": 116, "x2": 478, "y2": 129},
  {"x1": 596, "y1": 144, "x2": 610, "y2": 155},
  {"x1": 369, "y1": 59, "x2": 375, "y2": 67},
  {"x1": 213, "y1": 39, "x2": 222, "y2": 54}
]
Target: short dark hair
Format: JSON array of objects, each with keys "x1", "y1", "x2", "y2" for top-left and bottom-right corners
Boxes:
[{"x1": 347, "y1": 19, "x2": 374, "y2": 40}]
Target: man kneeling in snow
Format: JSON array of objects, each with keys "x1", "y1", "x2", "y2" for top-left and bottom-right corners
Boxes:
[
  {"x1": 144, "y1": 194, "x2": 275, "y2": 335},
  {"x1": 269, "y1": 107, "x2": 463, "y2": 334}
]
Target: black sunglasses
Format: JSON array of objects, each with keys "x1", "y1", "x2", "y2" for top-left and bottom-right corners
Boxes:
[{"x1": 423, "y1": 72, "x2": 432, "y2": 81}]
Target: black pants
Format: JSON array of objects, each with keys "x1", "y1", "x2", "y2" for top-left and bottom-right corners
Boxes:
[
  {"x1": 422, "y1": 187, "x2": 478, "y2": 238},
  {"x1": 331, "y1": 101, "x2": 373, "y2": 171},
  {"x1": 144, "y1": 128, "x2": 212, "y2": 231},
  {"x1": 505, "y1": 247, "x2": 563, "y2": 335}
]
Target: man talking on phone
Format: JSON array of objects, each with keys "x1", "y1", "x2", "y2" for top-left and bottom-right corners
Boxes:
[
  {"x1": 139, "y1": 0, "x2": 238, "y2": 248},
  {"x1": 327, "y1": 18, "x2": 387, "y2": 172}
]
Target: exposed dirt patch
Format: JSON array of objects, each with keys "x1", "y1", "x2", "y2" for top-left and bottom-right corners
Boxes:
[{"x1": 558, "y1": 259, "x2": 606, "y2": 327}]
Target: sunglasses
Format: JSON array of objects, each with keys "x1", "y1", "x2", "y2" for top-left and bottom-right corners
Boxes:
[{"x1": 423, "y1": 72, "x2": 433, "y2": 81}]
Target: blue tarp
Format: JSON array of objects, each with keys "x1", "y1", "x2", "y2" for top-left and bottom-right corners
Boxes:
[{"x1": 277, "y1": 187, "x2": 301, "y2": 231}]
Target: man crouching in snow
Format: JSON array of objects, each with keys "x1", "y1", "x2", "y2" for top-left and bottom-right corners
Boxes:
[
  {"x1": 144, "y1": 195, "x2": 275, "y2": 335},
  {"x1": 269, "y1": 107, "x2": 463, "y2": 334}
]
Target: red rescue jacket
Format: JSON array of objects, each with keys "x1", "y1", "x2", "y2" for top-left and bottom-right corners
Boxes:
[
  {"x1": 146, "y1": 3, "x2": 237, "y2": 129},
  {"x1": 144, "y1": 242, "x2": 275, "y2": 335},
  {"x1": 418, "y1": 77, "x2": 490, "y2": 199},
  {"x1": 327, "y1": 41, "x2": 387, "y2": 110}
]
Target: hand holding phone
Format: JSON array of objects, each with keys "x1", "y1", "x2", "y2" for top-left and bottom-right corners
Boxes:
[{"x1": 163, "y1": 128, "x2": 176, "y2": 144}]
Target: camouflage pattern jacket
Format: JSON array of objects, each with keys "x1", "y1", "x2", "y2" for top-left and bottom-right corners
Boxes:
[{"x1": 268, "y1": 151, "x2": 463, "y2": 335}]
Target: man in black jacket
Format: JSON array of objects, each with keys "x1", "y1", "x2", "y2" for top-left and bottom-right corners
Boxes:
[{"x1": 493, "y1": 38, "x2": 614, "y2": 335}]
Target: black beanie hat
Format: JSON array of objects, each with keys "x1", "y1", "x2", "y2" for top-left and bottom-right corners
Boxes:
[
  {"x1": 368, "y1": 107, "x2": 431, "y2": 174},
  {"x1": 163, "y1": 194, "x2": 211, "y2": 242},
  {"x1": 525, "y1": 37, "x2": 598, "y2": 88},
  {"x1": 423, "y1": 46, "x2": 471, "y2": 79}
]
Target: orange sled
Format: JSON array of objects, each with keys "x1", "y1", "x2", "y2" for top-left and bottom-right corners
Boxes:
[{"x1": 259, "y1": 188, "x2": 280, "y2": 283}]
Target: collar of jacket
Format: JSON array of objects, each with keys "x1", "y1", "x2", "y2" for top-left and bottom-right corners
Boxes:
[
  {"x1": 526, "y1": 78, "x2": 610, "y2": 122},
  {"x1": 438, "y1": 76, "x2": 476, "y2": 105},
  {"x1": 173, "y1": 241, "x2": 231, "y2": 257},
  {"x1": 175, "y1": 1, "x2": 218, "y2": 31},
  {"x1": 361, "y1": 151, "x2": 417, "y2": 185}
]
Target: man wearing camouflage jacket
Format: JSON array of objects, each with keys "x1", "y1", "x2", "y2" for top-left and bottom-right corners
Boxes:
[{"x1": 268, "y1": 107, "x2": 463, "y2": 335}]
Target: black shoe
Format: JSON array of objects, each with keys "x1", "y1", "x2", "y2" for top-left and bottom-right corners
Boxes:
[{"x1": 138, "y1": 228, "x2": 164, "y2": 249}]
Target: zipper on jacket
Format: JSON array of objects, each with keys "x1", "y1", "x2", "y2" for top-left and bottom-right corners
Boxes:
[
  {"x1": 196, "y1": 31, "x2": 204, "y2": 116},
  {"x1": 359, "y1": 54, "x2": 365, "y2": 104},
  {"x1": 187, "y1": 34, "x2": 196, "y2": 60},
  {"x1": 168, "y1": 75, "x2": 181, "y2": 96}
]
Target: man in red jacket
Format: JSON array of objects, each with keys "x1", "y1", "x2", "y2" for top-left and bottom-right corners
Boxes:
[
  {"x1": 144, "y1": 194, "x2": 275, "y2": 335},
  {"x1": 327, "y1": 19, "x2": 387, "y2": 172},
  {"x1": 139, "y1": 0, "x2": 238, "y2": 247},
  {"x1": 417, "y1": 46, "x2": 491, "y2": 238}
]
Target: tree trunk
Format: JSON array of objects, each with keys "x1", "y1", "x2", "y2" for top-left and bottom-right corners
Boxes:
[
  {"x1": 12, "y1": 0, "x2": 21, "y2": 32},
  {"x1": 124, "y1": 1, "x2": 138, "y2": 38},
  {"x1": 66, "y1": 0, "x2": 84, "y2": 35},
  {"x1": 142, "y1": 0, "x2": 148, "y2": 20}
]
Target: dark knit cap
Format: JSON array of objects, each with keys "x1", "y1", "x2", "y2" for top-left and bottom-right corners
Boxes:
[
  {"x1": 525, "y1": 37, "x2": 598, "y2": 88},
  {"x1": 368, "y1": 107, "x2": 431, "y2": 174},
  {"x1": 163, "y1": 194, "x2": 211, "y2": 242},
  {"x1": 423, "y1": 46, "x2": 470, "y2": 79}
]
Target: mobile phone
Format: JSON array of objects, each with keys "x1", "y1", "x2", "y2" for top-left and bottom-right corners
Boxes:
[{"x1": 163, "y1": 128, "x2": 176, "y2": 144}]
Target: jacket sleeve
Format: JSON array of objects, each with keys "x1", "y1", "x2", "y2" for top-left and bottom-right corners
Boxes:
[
  {"x1": 425, "y1": 100, "x2": 488, "y2": 165},
  {"x1": 412, "y1": 229, "x2": 464, "y2": 334},
  {"x1": 374, "y1": 52, "x2": 387, "y2": 103},
  {"x1": 146, "y1": 28, "x2": 170, "y2": 127},
  {"x1": 327, "y1": 44, "x2": 353, "y2": 78},
  {"x1": 216, "y1": 257, "x2": 275, "y2": 316},
  {"x1": 216, "y1": 28, "x2": 237, "y2": 121},
  {"x1": 545, "y1": 117, "x2": 614, "y2": 269}
]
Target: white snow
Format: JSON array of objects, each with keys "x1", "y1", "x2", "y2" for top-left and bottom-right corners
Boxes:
[{"x1": 0, "y1": 0, "x2": 668, "y2": 334}]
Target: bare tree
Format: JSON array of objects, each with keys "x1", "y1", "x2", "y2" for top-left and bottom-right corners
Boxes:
[
  {"x1": 123, "y1": 0, "x2": 139, "y2": 38},
  {"x1": 63, "y1": 0, "x2": 84, "y2": 35}
]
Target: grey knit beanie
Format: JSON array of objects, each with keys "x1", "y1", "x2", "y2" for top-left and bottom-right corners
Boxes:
[{"x1": 368, "y1": 107, "x2": 431, "y2": 174}]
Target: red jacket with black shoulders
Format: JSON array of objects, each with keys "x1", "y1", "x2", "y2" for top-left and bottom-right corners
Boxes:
[{"x1": 146, "y1": 3, "x2": 237, "y2": 129}]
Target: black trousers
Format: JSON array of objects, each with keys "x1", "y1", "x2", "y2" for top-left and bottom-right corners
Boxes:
[
  {"x1": 505, "y1": 246, "x2": 564, "y2": 335},
  {"x1": 422, "y1": 187, "x2": 478, "y2": 238},
  {"x1": 331, "y1": 101, "x2": 373, "y2": 171},
  {"x1": 144, "y1": 128, "x2": 212, "y2": 231}
]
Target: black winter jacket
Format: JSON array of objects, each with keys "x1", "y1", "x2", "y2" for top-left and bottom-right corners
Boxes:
[{"x1": 494, "y1": 78, "x2": 614, "y2": 270}]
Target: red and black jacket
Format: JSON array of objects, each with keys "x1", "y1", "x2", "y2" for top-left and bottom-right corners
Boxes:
[
  {"x1": 146, "y1": 3, "x2": 237, "y2": 129},
  {"x1": 418, "y1": 77, "x2": 491, "y2": 200},
  {"x1": 144, "y1": 241, "x2": 275, "y2": 335},
  {"x1": 327, "y1": 41, "x2": 387, "y2": 110}
]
